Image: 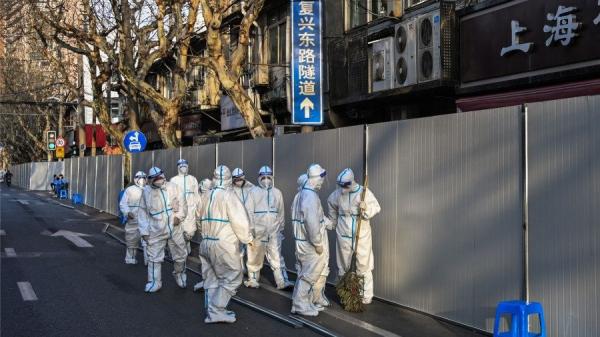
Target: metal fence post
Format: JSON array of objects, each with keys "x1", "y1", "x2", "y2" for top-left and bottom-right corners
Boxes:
[{"x1": 521, "y1": 104, "x2": 530, "y2": 303}]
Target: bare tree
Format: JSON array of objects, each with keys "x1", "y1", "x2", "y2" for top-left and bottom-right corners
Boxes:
[
  {"x1": 194, "y1": 0, "x2": 268, "y2": 139},
  {"x1": 33, "y1": 0, "x2": 268, "y2": 148},
  {"x1": 0, "y1": 6, "x2": 68, "y2": 162}
]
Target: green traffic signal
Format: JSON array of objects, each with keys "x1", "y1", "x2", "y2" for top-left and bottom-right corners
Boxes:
[{"x1": 47, "y1": 131, "x2": 57, "y2": 151}]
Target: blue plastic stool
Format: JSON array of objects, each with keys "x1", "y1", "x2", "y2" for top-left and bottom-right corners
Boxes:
[
  {"x1": 59, "y1": 189, "x2": 68, "y2": 200},
  {"x1": 72, "y1": 193, "x2": 84, "y2": 205},
  {"x1": 493, "y1": 300, "x2": 546, "y2": 337}
]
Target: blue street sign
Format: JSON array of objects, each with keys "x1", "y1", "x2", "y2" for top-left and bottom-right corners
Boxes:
[
  {"x1": 123, "y1": 130, "x2": 147, "y2": 153},
  {"x1": 291, "y1": 0, "x2": 323, "y2": 125}
]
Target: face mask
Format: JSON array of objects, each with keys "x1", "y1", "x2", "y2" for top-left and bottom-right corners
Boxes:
[
  {"x1": 261, "y1": 177, "x2": 273, "y2": 188},
  {"x1": 136, "y1": 178, "x2": 146, "y2": 187},
  {"x1": 152, "y1": 178, "x2": 165, "y2": 188},
  {"x1": 179, "y1": 166, "x2": 188, "y2": 175},
  {"x1": 234, "y1": 179, "x2": 244, "y2": 187},
  {"x1": 313, "y1": 177, "x2": 324, "y2": 190}
]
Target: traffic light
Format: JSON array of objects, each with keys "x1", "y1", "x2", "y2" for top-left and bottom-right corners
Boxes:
[
  {"x1": 70, "y1": 143, "x2": 77, "y2": 157},
  {"x1": 47, "y1": 131, "x2": 57, "y2": 151}
]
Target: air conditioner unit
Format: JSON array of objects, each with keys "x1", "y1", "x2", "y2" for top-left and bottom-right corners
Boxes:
[
  {"x1": 417, "y1": 9, "x2": 441, "y2": 83},
  {"x1": 393, "y1": 18, "x2": 417, "y2": 88},
  {"x1": 251, "y1": 64, "x2": 269, "y2": 88},
  {"x1": 369, "y1": 37, "x2": 394, "y2": 92}
]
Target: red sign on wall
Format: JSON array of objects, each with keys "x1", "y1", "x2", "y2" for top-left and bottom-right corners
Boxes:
[{"x1": 84, "y1": 125, "x2": 107, "y2": 148}]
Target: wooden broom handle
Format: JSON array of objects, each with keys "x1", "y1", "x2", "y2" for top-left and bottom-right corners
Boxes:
[{"x1": 353, "y1": 176, "x2": 369, "y2": 253}]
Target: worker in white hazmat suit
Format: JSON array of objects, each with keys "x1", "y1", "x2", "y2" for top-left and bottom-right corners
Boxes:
[
  {"x1": 119, "y1": 171, "x2": 147, "y2": 264},
  {"x1": 291, "y1": 164, "x2": 332, "y2": 316},
  {"x1": 232, "y1": 168, "x2": 253, "y2": 273},
  {"x1": 193, "y1": 178, "x2": 213, "y2": 292},
  {"x1": 137, "y1": 167, "x2": 189, "y2": 293},
  {"x1": 243, "y1": 166, "x2": 294, "y2": 289},
  {"x1": 232, "y1": 168, "x2": 254, "y2": 206},
  {"x1": 197, "y1": 165, "x2": 254, "y2": 323},
  {"x1": 170, "y1": 159, "x2": 200, "y2": 255},
  {"x1": 199, "y1": 178, "x2": 213, "y2": 202},
  {"x1": 327, "y1": 168, "x2": 381, "y2": 304},
  {"x1": 292, "y1": 174, "x2": 308, "y2": 277}
]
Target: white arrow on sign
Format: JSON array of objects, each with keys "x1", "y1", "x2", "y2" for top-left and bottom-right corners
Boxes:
[
  {"x1": 51, "y1": 230, "x2": 93, "y2": 248},
  {"x1": 300, "y1": 97, "x2": 314, "y2": 118}
]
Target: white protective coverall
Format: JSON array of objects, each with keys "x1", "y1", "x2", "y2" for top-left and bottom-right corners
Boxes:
[
  {"x1": 193, "y1": 178, "x2": 213, "y2": 292},
  {"x1": 137, "y1": 167, "x2": 188, "y2": 293},
  {"x1": 327, "y1": 168, "x2": 381, "y2": 304},
  {"x1": 197, "y1": 165, "x2": 254, "y2": 323},
  {"x1": 291, "y1": 164, "x2": 332, "y2": 316},
  {"x1": 244, "y1": 166, "x2": 294, "y2": 289},
  {"x1": 170, "y1": 159, "x2": 200, "y2": 254},
  {"x1": 232, "y1": 168, "x2": 254, "y2": 273},
  {"x1": 119, "y1": 171, "x2": 146, "y2": 264}
]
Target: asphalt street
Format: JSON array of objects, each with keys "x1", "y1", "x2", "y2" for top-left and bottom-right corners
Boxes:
[
  {"x1": 1, "y1": 185, "x2": 489, "y2": 337},
  {"x1": 0, "y1": 185, "x2": 318, "y2": 337}
]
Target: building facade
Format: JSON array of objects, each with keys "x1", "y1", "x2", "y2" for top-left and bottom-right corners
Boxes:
[
  {"x1": 457, "y1": 0, "x2": 600, "y2": 111},
  {"x1": 146, "y1": 0, "x2": 600, "y2": 141}
]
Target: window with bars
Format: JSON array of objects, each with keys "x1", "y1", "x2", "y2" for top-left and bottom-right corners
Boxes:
[{"x1": 267, "y1": 9, "x2": 287, "y2": 66}]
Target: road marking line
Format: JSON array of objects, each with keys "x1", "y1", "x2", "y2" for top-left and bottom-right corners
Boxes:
[
  {"x1": 17, "y1": 200, "x2": 29, "y2": 205},
  {"x1": 51, "y1": 230, "x2": 93, "y2": 248},
  {"x1": 17, "y1": 282, "x2": 38, "y2": 301},
  {"x1": 0, "y1": 229, "x2": 5, "y2": 236},
  {"x1": 53, "y1": 201, "x2": 75, "y2": 209},
  {"x1": 74, "y1": 209, "x2": 89, "y2": 216},
  {"x1": 65, "y1": 234, "x2": 93, "y2": 248},
  {"x1": 5, "y1": 248, "x2": 16, "y2": 257}
]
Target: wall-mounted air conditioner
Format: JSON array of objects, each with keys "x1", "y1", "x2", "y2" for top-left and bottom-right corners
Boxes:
[
  {"x1": 369, "y1": 37, "x2": 394, "y2": 92},
  {"x1": 417, "y1": 1, "x2": 457, "y2": 83},
  {"x1": 394, "y1": 18, "x2": 417, "y2": 88}
]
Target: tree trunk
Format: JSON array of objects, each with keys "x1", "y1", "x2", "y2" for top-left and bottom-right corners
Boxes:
[
  {"x1": 225, "y1": 81, "x2": 267, "y2": 138},
  {"x1": 58, "y1": 105, "x2": 64, "y2": 137},
  {"x1": 123, "y1": 152, "x2": 132, "y2": 185},
  {"x1": 77, "y1": 126, "x2": 85, "y2": 157},
  {"x1": 157, "y1": 106, "x2": 180, "y2": 148},
  {"x1": 127, "y1": 95, "x2": 141, "y2": 131}
]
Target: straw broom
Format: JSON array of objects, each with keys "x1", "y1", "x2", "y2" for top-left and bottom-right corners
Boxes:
[{"x1": 336, "y1": 175, "x2": 369, "y2": 313}]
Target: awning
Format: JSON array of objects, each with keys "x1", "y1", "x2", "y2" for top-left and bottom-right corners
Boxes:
[{"x1": 457, "y1": 78, "x2": 600, "y2": 112}]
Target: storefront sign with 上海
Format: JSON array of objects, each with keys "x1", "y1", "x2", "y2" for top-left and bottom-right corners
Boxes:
[{"x1": 460, "y1": 0, "x2": 600, "y2": 86}]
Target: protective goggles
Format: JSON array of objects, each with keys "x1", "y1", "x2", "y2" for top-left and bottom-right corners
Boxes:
[
  {"x1": 337, "y1": 180, "x2": 352, "y2": 188},
  {"x1": 148, "y1": 171, "x2": 164, "y2": 180}
]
